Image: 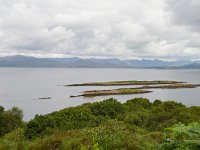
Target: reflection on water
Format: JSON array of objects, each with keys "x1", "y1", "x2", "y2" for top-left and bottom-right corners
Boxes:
[{"x1": 0, "y1": 68, "x2": 200, "y2": 120}]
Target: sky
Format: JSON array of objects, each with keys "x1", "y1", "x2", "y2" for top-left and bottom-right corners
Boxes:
[{"x1": 0, "y1": 0, "x2": 200, "y2": 59}]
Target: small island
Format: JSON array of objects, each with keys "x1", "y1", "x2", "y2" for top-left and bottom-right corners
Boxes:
[
  {"x1": 70, "y1": 89, "x2": 152, "y2": 98},
  {"x1": 38, "y1": 97, "x2": 52, "y2": 100},
  {"x1": 69, "y1": 80, "x2": 200, "y2": 98},
  {"x1": 67, "y1": 80, "x2": 184, "y2": 86},
  {"x1": 137, "y1": 83, "x2": 200, "y2": 89}
]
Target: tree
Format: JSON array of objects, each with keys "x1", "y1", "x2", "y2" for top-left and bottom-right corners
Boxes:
[
  {"x1": 0, "y1": 106, "x2": 23, "y2": 136},
  {"x1": 90, "y1": 98, "x2": 125, "y2": 118}
]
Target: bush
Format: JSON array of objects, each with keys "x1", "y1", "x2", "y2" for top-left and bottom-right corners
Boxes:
[
  {"x1": 1, "y1": 98, "x2": 198, "y2": 149},
  {"x1": 124, "y1": 112, "x2": 143, "y2": 126},
  {"x1": 25, "y1": 107, "x2": 97, "y2": 138},
  {"x1": 25, "y1": 98, "x2": 125, "y2": 138},
  {"x1": 90, "y1": 98, "x2": 125, "y2": 118},
  {"x1": 0, "y1": 106, "x2": 23, "y2": 137},
  {"x1": 0, "y1": 128, "x2": 25, "y2": 150},
  {"x1": 158, "y1": 122, "x2": 200, "y2": 150},
  {"x1": 125, "y1": 98, "x2": 151, "y2": 111}
]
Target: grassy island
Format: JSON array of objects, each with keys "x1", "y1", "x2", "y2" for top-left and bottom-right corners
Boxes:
[
  {"x1": 70, "y1": 83, "x2": 200, "y2": 98},
  {"x1": 67, "y1": 80, "x2": 184, "y2": 86},
  {"x1": 70, "y1": 89, "x2": 152, "y2": 98},
  {"x1": 138, "y1": 83, "x2": 200, "y2": 89}
]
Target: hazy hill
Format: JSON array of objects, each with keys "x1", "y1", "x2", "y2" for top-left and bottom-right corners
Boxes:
[
  {"x1": 0, "y1": 55, "x2": 66, "y2": 68},
  {"x1": 168, "y1": 63, "x2": 200, "y2": 69},
  {"x1": 0, "y1": 55, "x2": 199, "y2": 69}
]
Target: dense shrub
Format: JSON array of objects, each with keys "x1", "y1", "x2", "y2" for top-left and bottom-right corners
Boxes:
[
  {"x1": 90, "y1": 98, "x2": 125, "y2": 118},
  {"x1": 25, "y1": 107, "x2": 98, "y2": 138},
  {"x1": 1, "y1": 98, "x2": 200, "y2": 149},
  {"x1": 0, "y1": 128, "x2": 25, "y2": 150},
  {"x1": 125, "y1": 98, "x2": 152, "y2": 111},
  {"x1": 25, "y1": 98, "x2": 125, "y2": 138},
  {"x1": 158, "y1": 122, "x2": 200, "y2": 150},
  {"x1": 0, "y1": 106, "x2": 23, "y2": 137}
]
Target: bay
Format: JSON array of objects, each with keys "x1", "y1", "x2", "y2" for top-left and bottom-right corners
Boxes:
[{"x1": 0, "y1": 68, "x2": 200, "y2": 120}]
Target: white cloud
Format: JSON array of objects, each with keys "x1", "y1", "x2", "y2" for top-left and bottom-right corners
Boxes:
[{"x1": 0, "y1": 0, "x2": 199, "y2": 59}]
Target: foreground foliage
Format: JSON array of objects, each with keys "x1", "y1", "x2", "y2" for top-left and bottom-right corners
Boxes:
[
  {"x1": 159, "y1": 122, "x2": 200, "y2": 150},
  {"x1": 1, "y1": 98, "x2": 200, "y2": 149},
  {"x1": 0, "y1": 106, "x2": 23, "y2": 137}
]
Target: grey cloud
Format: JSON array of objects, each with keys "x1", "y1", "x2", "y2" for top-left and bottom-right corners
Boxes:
[
  {"x1": 0, "y1": 0, "x2": 199, "y2": 59},
  {"x1": 166, "y1": 0, "x2": 200, "y2": 31}
]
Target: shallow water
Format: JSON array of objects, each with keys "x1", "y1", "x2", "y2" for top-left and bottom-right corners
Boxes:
[{"x1": 0, "y1": 68, "x2": 200, "y2": 120}]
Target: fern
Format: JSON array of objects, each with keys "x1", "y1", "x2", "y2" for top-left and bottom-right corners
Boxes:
[{"x1": 158, "y1": 122, "x2": 200, "y2": 150}]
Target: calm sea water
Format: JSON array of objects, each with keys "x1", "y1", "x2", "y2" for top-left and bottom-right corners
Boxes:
[{"x1": 0, "y1": 68, "x2": 200, "y2": 120}]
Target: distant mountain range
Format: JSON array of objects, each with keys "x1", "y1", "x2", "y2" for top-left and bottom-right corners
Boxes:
[{"x1": 0, "y1": 55, "x2": 200, "y2": 69}]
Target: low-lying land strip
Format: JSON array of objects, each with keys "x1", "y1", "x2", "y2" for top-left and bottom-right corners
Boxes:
[
  {"x1": 70, "y1": 83, "x2": 200, "y2": 97},
  {"x1": 67, "y1": 80, "x2": 184, "y2": 86},
  {"x1": 70, "y1": 89, "x2": 152, "y2": 98},
  {"x1": 38, "y1": 97, "x2": 52, "y2": 100},
  {"x1": 138, "y1": 83, "x2": 200, "y2": 89}
]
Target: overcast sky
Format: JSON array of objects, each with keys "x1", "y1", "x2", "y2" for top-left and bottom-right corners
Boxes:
[{"x1": 0, "y1": 0, "x2": 200, "y2": 59}]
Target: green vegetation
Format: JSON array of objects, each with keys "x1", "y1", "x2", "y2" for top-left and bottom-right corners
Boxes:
[
  {"x1": 0, "y1": 106, "x2": 23, "y2": 137},
  {"x1": 67, "y1": 80, "x2": 184, "y2": 86},
  {"x1": 69, "y1": 80, "x2": 200, "y2": 97},
  {"x1": 139, "y1": 83, "x2": 200, "y2": 89},
  {"x1": 1, "y1": 98, "x2": 200, "y2": 149},
  {"x1": 159, "y1": 122, "x2": 200, "y2": 149},
  {"x1": 71, "y1": 83, "x2": 200, "y2": 97},
  {"x1": 70, "y1": 89, "x2": 152, "y2": 97}
]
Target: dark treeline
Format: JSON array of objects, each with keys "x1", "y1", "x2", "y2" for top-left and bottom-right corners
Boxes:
[{"x1": 0, "y1": 98, "x2": 200, "y2": 149}]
